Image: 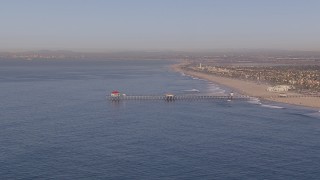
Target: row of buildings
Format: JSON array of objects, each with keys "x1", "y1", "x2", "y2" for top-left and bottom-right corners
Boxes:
[{"x1": 190, "y1": 64, "x2": 320, "y2": 93}]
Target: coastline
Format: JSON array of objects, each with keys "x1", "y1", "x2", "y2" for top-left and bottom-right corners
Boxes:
[{"x1": 171, "y1": 63, "x2": 320, "y2": 109}]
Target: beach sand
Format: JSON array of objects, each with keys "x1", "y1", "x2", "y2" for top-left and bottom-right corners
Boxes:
[{"x1": 172, "y1": 63, "x2": 320, "y2": 109}]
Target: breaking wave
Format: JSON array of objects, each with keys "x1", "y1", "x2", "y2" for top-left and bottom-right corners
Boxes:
[{"x1": 261, "y1": 104, "x2": 285, "y2": 109}]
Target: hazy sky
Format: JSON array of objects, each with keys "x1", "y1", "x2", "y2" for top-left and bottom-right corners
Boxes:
[{"x1": 1, "y1": 0, "x2": 320, "y2": 51}]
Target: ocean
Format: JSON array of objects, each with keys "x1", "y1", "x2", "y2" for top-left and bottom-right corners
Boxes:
[{"x1": 1, "y1": 59, "x2": 320, "y2": 179}]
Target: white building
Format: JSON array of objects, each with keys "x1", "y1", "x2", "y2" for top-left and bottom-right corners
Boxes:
[
  {"x1": 198, "y1": 63, "x2": 204, "y2": 70},
  {"x1": 267, "y1": 85, "x2": 291, "y2": 92}
]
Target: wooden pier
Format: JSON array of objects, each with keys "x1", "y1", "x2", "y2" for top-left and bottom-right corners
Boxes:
[
  {"x1": 108, "y1": 92, "x2": 320, "y2": 101},
  {"x1": 108, "y1": 94, "x2": 249, "y2": 101}
]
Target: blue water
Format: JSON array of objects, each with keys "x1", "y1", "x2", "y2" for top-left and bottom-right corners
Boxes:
[{"x1": 1, "y1": 59, "x2": 320, "y2": 179}]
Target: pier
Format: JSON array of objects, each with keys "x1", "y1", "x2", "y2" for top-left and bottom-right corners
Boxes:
[
  {"x1": 108, "y1": 94, "x2": 248, "y2": 101},
  {"x1": 108, "y1": 91, "x2": 320, "y2": 102}
]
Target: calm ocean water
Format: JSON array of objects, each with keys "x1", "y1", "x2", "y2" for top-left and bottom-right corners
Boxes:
[{"x1": 1, "y1": 59, "x2": 320, "y2": 179}]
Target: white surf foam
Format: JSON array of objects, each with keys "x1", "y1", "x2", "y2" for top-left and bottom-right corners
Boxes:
[
  {"x1": 261, "y1": 104, "x2": 284, "y2": 109},
  {"x1": 207, "y1": 84, "x2": 225, "y2": 94},
  {"x1": 305, "y1": 112, "x2": 320, "y2": 119},
  {"x1": 247, "y1": 97, "x2": 262, "y2": 105},
  {"x1": 182, "y1": 89, "x2": 200, "y2": 92}
]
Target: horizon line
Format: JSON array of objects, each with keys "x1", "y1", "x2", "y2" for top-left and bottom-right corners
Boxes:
[{"x1": 1, "y1": 48, "x2": 320, "y2": 53}]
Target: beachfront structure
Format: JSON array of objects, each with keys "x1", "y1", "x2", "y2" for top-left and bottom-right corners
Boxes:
[
  {"x1": 165, "y1": 94, "x2": 175, "y2": 101},
  {"x1": 198, "y1": 63, "x2": 204, "y2": 70},
  {"x1": 229, "y1": 92, "x2": 234, "y2": 100},
  {"x1": 111, "y1": 90, "x2": 120, "y2": 97},
  {"x1": 267, "y1": 85, "x2": 291, "y2": 92}
]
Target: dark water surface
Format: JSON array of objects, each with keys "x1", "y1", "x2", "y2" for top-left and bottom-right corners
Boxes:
[{"x1": 1, "y1": 59, "x2": 320, "y2": 179}]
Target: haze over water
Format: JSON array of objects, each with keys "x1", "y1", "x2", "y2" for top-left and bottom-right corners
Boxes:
[
  {"x1": 1, "y1": 59, "x2": 320, "y2": 179},
  {"x1": 2, "y1": 0, "x2": 320, "y2": 51}
]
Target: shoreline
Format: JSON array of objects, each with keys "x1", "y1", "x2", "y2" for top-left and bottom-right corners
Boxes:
[{"x1": 171, "y1": 63, "x2": 320, "y2": 109}]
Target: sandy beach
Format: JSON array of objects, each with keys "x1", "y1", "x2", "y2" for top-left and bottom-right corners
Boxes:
[{"x1": 172, "y1": 63, "x2": 320, "y2": 109}]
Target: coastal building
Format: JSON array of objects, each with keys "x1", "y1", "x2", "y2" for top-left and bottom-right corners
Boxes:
[
  {"x1": 111, "y1": 90, "x2": 121, "y2": 97},
  {"x1": 198, "y1": 63, "x2": 204, "y2": 70},
  {"x1": 267, "y1": 85, "x2": 291, "y2": 92}
]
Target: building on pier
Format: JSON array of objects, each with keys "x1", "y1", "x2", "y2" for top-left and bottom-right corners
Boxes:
[
  {"x1": 110, "y1": 90, "x2": 121, "y2": 100},
  {"x1": 165, "y1": 94, "x2": 175, "y2": 101},
  {"x1": 111, "y1": 90, "x2": 120, "y2": 97},
  {"x1": 229, "y1": 92, "x2": 234, "y2": 100}
]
